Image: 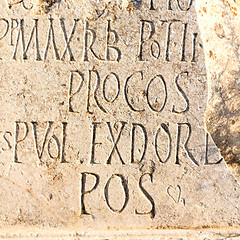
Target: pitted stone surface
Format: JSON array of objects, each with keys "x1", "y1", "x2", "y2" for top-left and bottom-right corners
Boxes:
[
  {"x1": 196, "y1": 0, "x2": 240, "y2": 181},
  {"x1": 0, "y1": 0, "x2": 239, "y2": 235}
]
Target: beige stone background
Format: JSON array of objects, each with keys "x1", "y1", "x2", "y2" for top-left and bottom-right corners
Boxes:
[
  {"x1": 10, "y1": 0, "x2": 240, "y2": 185},
  {"x1": 0, "y1": 0, "x2": 240, "y2": 238},
  {"x1": 196, "y1": 0, "x2": 240, "y2": 182}
]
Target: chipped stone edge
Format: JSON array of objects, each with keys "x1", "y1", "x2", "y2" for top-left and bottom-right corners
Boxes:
[{"x1": 1, "y1": 228, "x2": 240, "y2": 239}]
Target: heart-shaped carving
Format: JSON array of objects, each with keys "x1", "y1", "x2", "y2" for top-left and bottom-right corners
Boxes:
[{"x1": 167, "y1": 185, "x2": 181, "y2": 203}]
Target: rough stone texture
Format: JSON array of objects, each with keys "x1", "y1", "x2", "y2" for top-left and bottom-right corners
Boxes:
[
  {"x1": 2, "y1": 227, "x2": 240, "y2": 239},
  {"x1": 0, "y1": 0, "x2": 239, "y2": 238},
  {"x1": 196, "y1": 0, "x2": 240, "y2": 181}
]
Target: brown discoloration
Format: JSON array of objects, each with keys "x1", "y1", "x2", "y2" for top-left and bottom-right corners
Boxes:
[
  {"x1": 224, "y1": 0, "x2": 238, "y2": 16},
  {"x1": 196, "y1": 0, "x2": 240, "y2": 181},
  {"x1": 34, "y1": 0, "x2": 58, "y2": 14},
  {"x1": 214, "y1": 23, "x2": 225, "y2": 39},
  {"x1": 15, "y1": 0, "x2": 142, "y2": 16}
]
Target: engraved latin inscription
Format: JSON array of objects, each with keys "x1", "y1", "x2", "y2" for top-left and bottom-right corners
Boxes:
[
  {"x1": 0, "y1": 0, "x2": 226, "y2": 225},
  {"x1": 11, "y1": 121, "x2": 222, "y2": 166},
  {"x1": 68, "y1": 69, "x2": 190, "y2": 114},
  {"x1": 0, "y1": 18, "x2": 201, "y2": 63}
]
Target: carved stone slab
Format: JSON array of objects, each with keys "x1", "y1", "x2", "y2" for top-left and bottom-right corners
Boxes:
[{"x1": 0, "y1": 0, "x2": 239, "y2": 234}]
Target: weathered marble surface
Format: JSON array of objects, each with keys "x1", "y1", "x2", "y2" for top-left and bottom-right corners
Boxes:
[
  {"x1": 196, "y1": 0, "x2": 240, "y2": 181},
  {"x1": 2, "y1": 227, "x2": 240, "y2": 239},
  {"x1": 0, "y1": 0, "x2": 239, "y2": 238}
]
